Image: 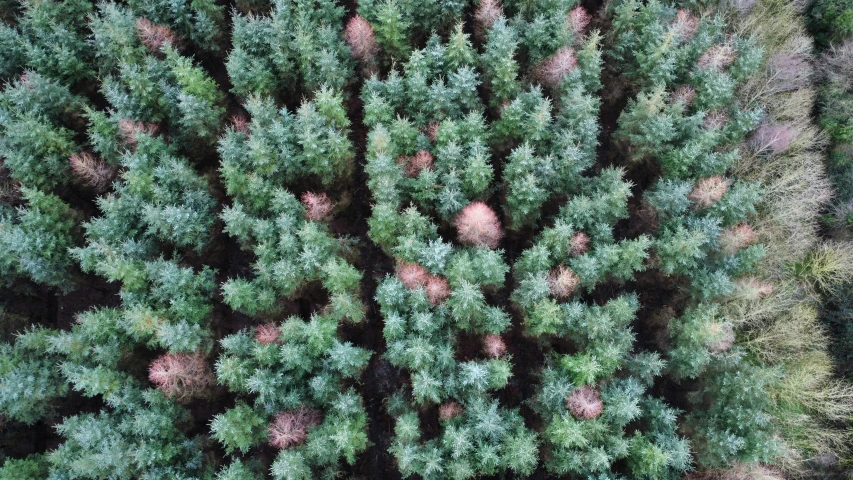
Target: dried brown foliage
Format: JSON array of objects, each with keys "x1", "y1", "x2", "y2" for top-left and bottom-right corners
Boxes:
[
  {"x1": 69, "y1": 152, "x2": 116, "y2": 192},
  {"x1": 301, "y1": 192, "x2": 334, "y2": 222},
  {"x1": 567, "y1": 6, "x2": 591, "y2": 39},
  {"x1": 454, "y1": 201, "x2": 503, "y2": 249},
  {"x1": 566, "y1": 385, "x2": 603, "y2": 420},
  {"x1": 268, "y1": 407, "x2": 322, "y2": 449},
  {"x1": 689, "y1": 176, "x2": 729, "y2": 208},
  {"x1": 719, "y1": 224, "x2": 757, "y2": 255},
  {"x1": 148, "y1": 352, "x2": 213, "y2": 401},
  {"x1": 255, "y1": 323, "x2": 281, "y2": 345},
  {"x1": 439, "y1": 401, "x2": 463, "y2": 420},
  {"x1": 345, "y1": 15, "x2": 378, "y2": 64},
  {"x1": 483, "y1": 334, "x2": 507, "y2": 358},
  {"x1": 548, "y1": 266, "x2": 580, "y2": 299},
  {"x1": 396, "y1": 262, "x2": 430, "y2": 290},
  {"x1": 425, "y1": 276, "x2": 451, "y2": 305},
  {"x1": 136, "y1": 18, "x2": 180, "y2": 53},
  {"x1": 537, "y1": 47, "x2": 578, "y2": 88}
]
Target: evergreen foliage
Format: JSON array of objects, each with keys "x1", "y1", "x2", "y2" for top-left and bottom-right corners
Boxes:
[
  {"x1": 0, "y1": 188, "x2": 78, "y2": 289},
  {"x1": 219, "y1": 89, "x2": 360, "y2": 319},
  {"x1": 0, "y1": 327, "x2": 67, "y2": 424},
  {"x1": 0, "y1": 1, "x2": 848, "y2": 478},
  {"x1": 215, "y1": 318, "x2": 371, "y2": 477},
  {"x1": 226, "y1": 0, "x2": 351, "y2": 99}
]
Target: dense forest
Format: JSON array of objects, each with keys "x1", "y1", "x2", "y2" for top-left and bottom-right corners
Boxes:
[{"x1": 0, "y1": 0, "x2": 852, "y2": 478}]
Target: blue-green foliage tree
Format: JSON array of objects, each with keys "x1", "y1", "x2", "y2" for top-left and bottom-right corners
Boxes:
[
  {"x1": 0, "y1": 188, "x2": 78, "y2": 290},
  {"x1": 497, "y1": 2, "x2": 688, "y2": 476},
  {"x1": 89, "y1": 3, "x2": 225, "y2": 148},
  {"x1": 226, "y1": 0, "x2": 351, "y2": 99},
  {"x1": 213, "y1": 317, "x2": 371, "y2": 479},
  {"x1": 484, "y1": 15, "x2": 602, "y2": 227},
  {"x1": 126, "y1": 0, "x2": 225, "y2": 52},
  {"x1": 218, "y1": 89, "x2": 360, "y2": 320},
  {"x1": 363, "y1": 28, "x2": 540, "y2": 478},
  {"x1": 0, "y1": 326, "x2": 67, "y2": 425},
  {"x1": 0, "y1": 0, "x2": 94, "y2": 83},
  {"x1": 0, "y1": 453, "x2": 49, "y2": 479},
  {"x1": 536, "y1": 348, "x2": 691, "y2": 477},
  {"x1": 0, "y1": 72, "x2": 86, "y2": 289},
  {"x1": 512, "y1": 168, "x2": 649, "y2": 314},
  {"x1": 45, "y1": 307, "x2": 213, "y2": 478},
  {"x1": 216, "y1": 17, "x2": 370, "y2": 476},
  {"x1": 363, "y1": 27, "x2": 492, "y2": 249},
  {"x1": 608, "y1": 0, "x2": 777, "y2": 469},
  {"x1": 498, "y1": 0, "x2": 586, "y2": 68},
  {"x1": 511, "y1": 180, "x2": 684, "y2": 476},
  {"x1": 611, "y1": 0, "x2": 762, "y2": 171},
  {"x1": 0, "y1": 71, "x2": 85, "y2": 189},
  {"x1": 71, "y1": 128, "x2": 217, "y2": 353},
  {"x1": 685, "y1": 354, "x2": 782, "y2": 467},
  {"x1": 356, "y1": 0, "x2": 472, "y2": 63}
]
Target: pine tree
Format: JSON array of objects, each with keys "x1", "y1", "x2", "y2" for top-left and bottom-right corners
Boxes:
[
  {"x1": 0, "y1": 188, "x2": 78, "y2": 289},
  {"x1": 226, "y1": 0, "x2": 351, "y2": 99},
  {"x1": 214, "y1": 318, "x2": 371, "y2": 477},
  {"x1": 0, "y1": 327, "x2": 68, "y2": 424}
]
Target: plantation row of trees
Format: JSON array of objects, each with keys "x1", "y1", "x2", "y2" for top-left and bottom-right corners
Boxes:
[{"x1": 0, "y1": 0, "x2": 851, "y2": 479}]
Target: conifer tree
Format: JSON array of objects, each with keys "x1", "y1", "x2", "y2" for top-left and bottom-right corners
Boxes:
[
  {"x1": 0, "y1": 188, "x2": 78, "y2": 289},
  {"x1": 226, "y1": 0, "x2": 352, "y2": 99},
  {"x1": 219, "y1": 89, "x2": 360, "y2": 320},
  {"x1": 214, "y1": 318, "x2": 371, "y2": 478},
  {"x1": 0, "y1": 327, "x2": 67, "y2": 425},
  {"x1": 606, "y1": 1, "x2": 779, "y2": 469}
]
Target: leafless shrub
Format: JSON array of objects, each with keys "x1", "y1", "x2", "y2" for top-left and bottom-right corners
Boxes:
[
  {"x1": 703, "y1": 110, "x2": 729, "y2": 130},
  {"x1": 750, "y1": 123, "x2": 798, "y2": 156},
  {"x1": 820, "y1": 40, "x2": 853, "y2": 90},
  {"x1": 723, "y1": 0, "x2": 756, "y2": 14},
  {"x1": 767, "y1": 51, "x2": 811, "y2": 93},
  {"x1": 733, "y1": 277, "x2": 774, "y2": 300},
  {"x1": 687, "y1": 463, "x2": 784, "y2": 480},
  {"x1": 230, "y1": 113, "x2": 250, "y2": 133},
  {"x1": 424, "y1": 122, "x2": 441, "y2": 142}
]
